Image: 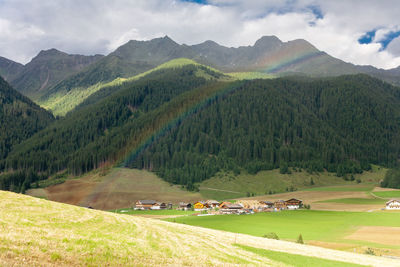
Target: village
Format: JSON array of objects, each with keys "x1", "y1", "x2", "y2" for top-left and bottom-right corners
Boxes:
[
  {"x1": 133, "y1": 198, "x2": 400, "y2": 215},
  {"x1": 134, "y1": 198, "x2": 305, "y2": 215}
]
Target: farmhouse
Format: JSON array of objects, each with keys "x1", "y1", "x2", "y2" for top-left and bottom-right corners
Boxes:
[
  {"x1": 206, "y1": 200, "x2": 220, "y2": 209},
  {"x1": 261, "y1": 201, "x2": 274, "y2": 209},
  {"x1": 178, "y1": 202, "x2": 192, "y2": 211},
  {"x1": 285, "y1": 198, "x2": 303, "y2": 210},
  {"x1": 151, "y1": 202, "x2": 167, "y2": 210},
  {"x1": 386, "y1": 199, "x2": 400, "y2": 210},
  {"x1": 237, "y1": 200, "x2": 264, "y2": 211},
  {"x1": 135, "y1": 200, "x2": 157, "y2": 210},
  {"x1": 274, "y1": 200, "x2": 287, "y2": 210},
  {"x1": 219, "y1": 202, "x2": 244, "y2": 214},
  {"x1": 194, "y1": 201, "x2": 208, "y2": 211}
]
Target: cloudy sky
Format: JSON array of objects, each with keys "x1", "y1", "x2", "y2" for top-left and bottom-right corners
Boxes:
[{"x1": 0, "y1": 0, "x2": 400, "y2": 69}]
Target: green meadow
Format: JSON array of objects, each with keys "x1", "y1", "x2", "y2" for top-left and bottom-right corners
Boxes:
[
  {"x1": 303, "y1": 186, "x2": 374, "y2": 192},
  {"x1": 199, "y1": 166, "x2": 385, "y2": 200},
  {"x1": 319, "y1": 198, "x2": 386, "y2": 205},
  {"x1": 235, "y1": 244, "x2": 366, "y2": 267},
  {"x1": 168, "y1": 210, "x2": 400, "y2": 245},
  {"x1": 373, "y1": 191, "x2": 400, "y2": 198}
]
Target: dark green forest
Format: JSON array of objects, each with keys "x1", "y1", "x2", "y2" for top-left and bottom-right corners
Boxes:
[
  {"x1": 132, "y1": 75, "x2": 400, "y2": 188},
  {"x1": 0, "y1": 65, "x2": 218, "y2": 192},
  {"x1": 381, "y1": 168, "x2": 400, "y2": 189},
  {"x1": 2, "y1": 70, "x2": 400, "y2": 192},
  {"x1": 0, "y1": 76, "x2": 54, "y2": 160}
]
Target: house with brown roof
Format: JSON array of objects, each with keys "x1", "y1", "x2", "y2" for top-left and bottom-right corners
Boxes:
[
  {"x1": 206, "y1": 200, "x2": 220, "y2": 209},
  {"x1": 219, "y1": 202, "x2": 244, "y2": 214},
  {"x1": 151, "y1": 202, "x2": 167, "y2": 210},
  {"x1": 177, "y1": 202, "x2": 192, "y2": 211},
  {"x1": 274, "y1": 200, "x2": 287, "y2": 210},
  {"x1": 285, "y1": 198, "x2": 303, "y2": 210},
  {"x1": 135, "y1": 200, "x2": 157, "y2": 210},
  {"x1": 386, "y1": 199, "x2": 400, "y2": 210}
]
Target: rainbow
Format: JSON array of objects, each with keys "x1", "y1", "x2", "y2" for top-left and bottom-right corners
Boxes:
[
  {"x1": 121, "y1": 46, "x2": 324, "y2": 166},
  {"x1": 253, "y1": 45, "x2": 325, "y2": 74},
  {"x1": 122, "y1": 81, "x2": 245, "y2": 167}
]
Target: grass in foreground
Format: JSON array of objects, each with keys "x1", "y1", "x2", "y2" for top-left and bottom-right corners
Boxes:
[
  {"x1": 2, "y1": 191, "x2": 397, "y2": 266},
  {"x1": 235, "y1": 244, "x2": 366, "y2": 267},
  {"x1": 5, "y1": 190, "x2": 390, "y2": 266}
]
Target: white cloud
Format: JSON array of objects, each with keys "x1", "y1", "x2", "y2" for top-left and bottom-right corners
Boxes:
[{"x1": 0, "y1": 0, "x2": 399, "y2": 69}]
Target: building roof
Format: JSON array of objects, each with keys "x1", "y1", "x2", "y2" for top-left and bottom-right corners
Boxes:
[
  {"x1": 206, "y1": 200, "x2": 220, "y2": 204},
  {"x1": 179, "y1": 202, "x2": 191, "y2": 206},
  {"x1": 225, "y1": 204, "x2": 243, "y2": 209},
  {"x1": 386, "y1": 199, "x2": 400, "y2": 205},
  {"x1": 286, "y1": 198, "x2": 302, "y2": 202},
  {"x1": 261, "y1": 201, "x2": 273, "y2": 204},
  {"x1": 137, "y1": 200, "x2": 157, "y2": 205}
]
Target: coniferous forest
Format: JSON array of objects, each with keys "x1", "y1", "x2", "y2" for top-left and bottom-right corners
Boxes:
[{"x1": 2, "y1": 63, "x2": 400, "y2": 192}]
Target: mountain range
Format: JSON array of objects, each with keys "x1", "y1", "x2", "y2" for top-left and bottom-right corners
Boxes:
[
  {"x1": 1, "y1": 35, "x2": 400, "y2": 107},
  {"x1": 1, "y1": 35, "x2": 400, "y2": 194}
]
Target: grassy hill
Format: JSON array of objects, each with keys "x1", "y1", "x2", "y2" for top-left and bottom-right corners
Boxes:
[
  {"x1": 199, "y1": 165, "x2": 386, "y2": 200},
  {"x1": 27, "y1": 168, "x2": 202, "y2": 210},
  {"x1": 2, "y1": 190, "x2": 397, "y2": 266},
  {"x1": 38, "y1": 58, "x2": 229, "y2": 116}
]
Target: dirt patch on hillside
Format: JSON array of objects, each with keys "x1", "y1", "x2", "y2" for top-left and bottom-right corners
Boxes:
[
  {"x1": 42, "y1": 168, "x2": 202, "y2": 210},
  {"x1": 346, "y1": 226, "x2": 400, "y2": 246},
  {"x1": 46, "y1": 178, "x2": 97, "y2": 206}
]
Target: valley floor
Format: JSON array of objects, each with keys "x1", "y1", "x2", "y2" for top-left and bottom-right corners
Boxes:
[{"x1": 1, "y1": 191, "x2": 400, "y2": 266}]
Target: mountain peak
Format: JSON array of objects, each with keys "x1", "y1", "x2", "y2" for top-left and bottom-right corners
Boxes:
[
  {"x1": 37, "y1": 48, "x2": 66, "y2": 57},
  {"x1": 253, "y1": 36, "x2": 282, "y2": 49}
]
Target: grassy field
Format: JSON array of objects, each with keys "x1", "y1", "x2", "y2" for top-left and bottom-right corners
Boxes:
[
  {"x1": 304, "y1": 185, "x2": 375, "y2": 192},
  {"x1": 373, "y1": 191, "x2": 400, "y2": 198},
  {"x1": 168, "y1": 210, "x2": 400, "y2": 256},
  {"x1": 199, "y1": 166, "x2": 386, "y2": 200},
  {"x1": 318, "y1": 198, "x2": 386, "y2": 205},
  {"x1": 4, "y1": 191, "x2": 395, "y2": 266},
  {"x1": 236, "y1": 244, "x2": 365, "y2": 267}
]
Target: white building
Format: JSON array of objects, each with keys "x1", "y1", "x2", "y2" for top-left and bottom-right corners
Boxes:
[{"x1": 386, "y1": 199, "x2": 400, "y2": 210}]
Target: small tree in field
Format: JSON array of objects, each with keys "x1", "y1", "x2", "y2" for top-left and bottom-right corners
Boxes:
[
  {"x1": 297, "y1": 234, "x2": 304, "y2": 244},
  {"x1": 263, "y1": 232, "x2": 279, "y2": 240}
]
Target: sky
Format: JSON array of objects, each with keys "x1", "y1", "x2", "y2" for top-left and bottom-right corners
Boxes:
[{"x1": 0, "y1": 0, "x2": 400, "y2": 69}]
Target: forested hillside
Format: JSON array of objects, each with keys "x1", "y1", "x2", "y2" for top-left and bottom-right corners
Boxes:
[
  {"x1": 2, "y1": 71, "x2": 400, "y2": 192},
  {"x1": 131, "y1": 75, "x2": 400, "y2": 188},
  {"x1": 0, "y1": 64, "x2": 220, "y2": 192},
  {"x1": 0, "y1": 76, "x2": 54, "y2": 160}
]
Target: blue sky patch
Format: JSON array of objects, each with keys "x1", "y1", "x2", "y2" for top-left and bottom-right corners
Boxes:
[
  {"x1": 358, "y1": 30, "x2": 377, "y2": 44},
  {"x1": 379, "y1": 30, "x2": 400, "y2": 51},
  {"x1": 180, "y1": 0, "x2": 208, "y2": 4},
  {"x1": 307, "y1": 5, "x2": 323, "y2": 20},
  {"x1": 359, "y1": 29, "x2": 400, "y2": 51}
]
